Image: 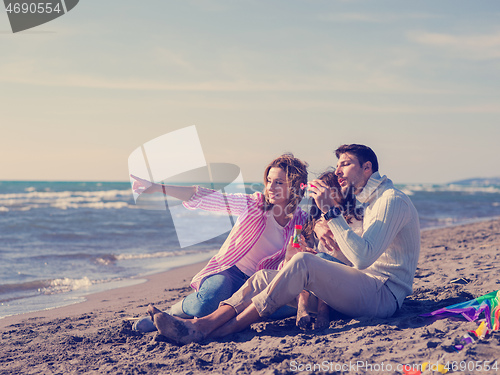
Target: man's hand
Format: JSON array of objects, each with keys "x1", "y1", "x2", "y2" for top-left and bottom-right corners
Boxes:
[
  {"x1": 313, "y1": 219, "x2": 341, "y2": 252},
  {"x1": 284, "y1": 235, "x2": 317, "y2": 264}
]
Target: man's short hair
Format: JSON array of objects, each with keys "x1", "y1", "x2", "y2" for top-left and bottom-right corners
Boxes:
[{"x1": 335, "y1": 144, "x2": 379, "y2": 173}]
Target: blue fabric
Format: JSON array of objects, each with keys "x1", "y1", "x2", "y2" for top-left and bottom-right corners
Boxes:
[
  {"x1": 316, "y1": 252, "x2": 346, "y2": 265},
  {"x1": 182, "y1": 265, "x2": 250, "y2": 317},
  {"x1": 132, "y1": 316, "x2": 156, "y2": 333},
  {"x1": 268, "y1": 305, "x2": 297, "y2": 320}
]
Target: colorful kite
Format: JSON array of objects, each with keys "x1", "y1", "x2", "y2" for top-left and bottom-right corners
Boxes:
[
  {"x1": 421, "y1": 290, "x2": 500, "y2": 331},
  {"x1": 421, "y1": 290, "x2": 500, "y2": 352}
]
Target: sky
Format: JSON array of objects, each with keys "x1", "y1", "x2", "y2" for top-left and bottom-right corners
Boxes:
[{"x1": 1, "y1": 0, "x2": 499, "y2": 184}]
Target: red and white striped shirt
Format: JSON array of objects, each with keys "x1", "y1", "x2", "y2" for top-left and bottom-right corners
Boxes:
[{"x1": 183, "y1": 186, "x2": 308, "y2": 291}]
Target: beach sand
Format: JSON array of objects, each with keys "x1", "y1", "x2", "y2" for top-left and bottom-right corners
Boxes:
[{"x1": 1, "y1": 219, "x2": 500, "y2": 374}]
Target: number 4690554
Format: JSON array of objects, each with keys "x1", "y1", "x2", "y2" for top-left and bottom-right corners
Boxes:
[{"x1": 5, "y1": 2, "x2": 62, "y2": 14}]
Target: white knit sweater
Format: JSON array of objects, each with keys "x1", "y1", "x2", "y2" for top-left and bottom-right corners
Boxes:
[{"x1": 327, "y1": 171, "x2": 421, "y2": 307}]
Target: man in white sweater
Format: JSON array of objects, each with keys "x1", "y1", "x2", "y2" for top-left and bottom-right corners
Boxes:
[{"x1": 148, "y1": 144, "x2": 421, "y2": 344}]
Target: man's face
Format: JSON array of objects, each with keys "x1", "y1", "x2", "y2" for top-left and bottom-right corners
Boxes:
[{"x1": 335, "y1": 153, "x2": 370, "y2": 193}]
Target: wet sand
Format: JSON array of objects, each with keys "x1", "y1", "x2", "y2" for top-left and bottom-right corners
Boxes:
[{"x1": 1, "y1": 219, "x2": 500, "y2": 374}]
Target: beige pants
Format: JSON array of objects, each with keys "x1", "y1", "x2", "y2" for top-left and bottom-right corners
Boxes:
[{"x1": 222, "y1": 252, "x2": 398, "y2": 319}]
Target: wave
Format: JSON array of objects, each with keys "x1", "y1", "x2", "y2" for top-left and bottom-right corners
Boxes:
[
  {"x1": 0, "y1": 189, "x2": 131, "y2": 200},
  {"x1": 0, "y1": 248, "x2": 217, "y2": 304},
  {"x1": 24, "y1": 248, "x2": 215, "y2": 267},
  {"x1": 400, "y1": 183, "x2": 500, "y2": 194},
  {"x1": 47, "y1": 277, "x2": 94, "y2": 293},
  {"x1": 114, "y1": 249, "x2": 210, "y2": 261},
  {"x1": 0, "y1": 279, "x2": 52, "y2": 295},
  {"x1": 420, "y1": 215, "x2": 500, "y2": 231},
  {"x1": 0, "y1": 189, "x2": 133, "y2": 211},
  {"x1": 52, "y1": 249, "x2": 214, "y2": 264},
  {"x1": 0, "y1": 276, "x2": 94, "y2": 297}
]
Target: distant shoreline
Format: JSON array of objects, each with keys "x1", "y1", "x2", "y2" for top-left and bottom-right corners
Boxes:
[
  {"x1": 2, "y1": 177, "x2": 500, "y2": 184},
  {"x1": 420, "y1": 215, "x2": 500, "y2": 231}
]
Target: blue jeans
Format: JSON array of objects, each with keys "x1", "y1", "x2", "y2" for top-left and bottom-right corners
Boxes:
[
  {"x1": 183, "y1": 265, "x2": 297, "y2": 319},
  {"x1": 183, "y1": 265, "x2": 249, "y2": 317},
  {"x1": 133, "y1": 265, "x2": 298, "y2": 332}
]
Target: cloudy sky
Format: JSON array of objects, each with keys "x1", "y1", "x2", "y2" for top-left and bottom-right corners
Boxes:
[{"x1": 1, "y1": 0, "x2": 499, "y2": 183}]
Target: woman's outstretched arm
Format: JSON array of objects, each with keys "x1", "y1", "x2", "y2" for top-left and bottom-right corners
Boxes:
[{"x1": 130, "y1": 174, "x2": 196, "y2": 201}]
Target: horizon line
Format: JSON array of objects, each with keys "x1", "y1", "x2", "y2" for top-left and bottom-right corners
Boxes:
[{"x1": 1, "y1": 178, "x2": 499, "y2": 185}]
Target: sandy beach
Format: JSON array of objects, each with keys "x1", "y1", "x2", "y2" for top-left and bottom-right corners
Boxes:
[{"x1": 1, "y1": 219, "x2": 500, "y2": 375}]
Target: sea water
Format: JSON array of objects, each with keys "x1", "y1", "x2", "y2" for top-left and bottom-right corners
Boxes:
[{"x1": 0, "y1": 180, "x2": 499, "y2": 318}]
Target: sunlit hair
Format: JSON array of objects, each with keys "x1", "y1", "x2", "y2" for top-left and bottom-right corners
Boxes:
[
  {"x1": 262, "y1": 153, "x2": 308, "y2": 217},
  {"x1": 302, "y1": 169, "x2": 363, "y2": 244}
]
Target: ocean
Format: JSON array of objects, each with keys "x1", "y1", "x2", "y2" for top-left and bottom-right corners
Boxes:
[{"x1": 1, "y1": 180, "x2": 499, "y2": 319}]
